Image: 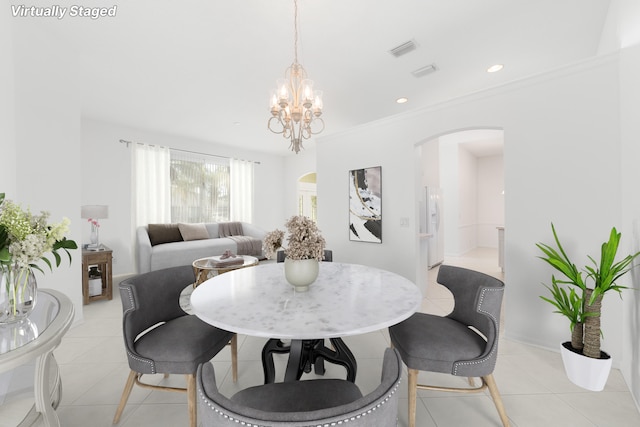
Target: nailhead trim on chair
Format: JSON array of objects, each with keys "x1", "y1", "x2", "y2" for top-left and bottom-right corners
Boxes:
[
  {"x1": 121, "y1": 286, "x2": 156, "y2": 373},
  {"x1": 121, "y1": 286, "x2": 136, "y2": 313},
  {"x1": 126, "y1": 350, "x2": 156, "y2": 374},
  {"x1": 198, "y1": 379, "x2": 401, "y2": 427},
  {"x1": 477, "y1": 287, "x2": 502, "y2": 325},
  {"x1": 452, "y1": 287, "x2": 502, "y2": 376}
]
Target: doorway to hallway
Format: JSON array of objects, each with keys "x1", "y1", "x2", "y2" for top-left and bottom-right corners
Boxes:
[{"x1": 417, "y1": 128, "x2": 504, "y2": 277}]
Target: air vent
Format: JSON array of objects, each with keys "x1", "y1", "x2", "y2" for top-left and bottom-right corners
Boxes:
[
  {"x1": 388, "y1": 39, "x2": 417, "y2": 57},
  {"x1": 411, "y1": 63, "x2": 438, "y2": 78}
]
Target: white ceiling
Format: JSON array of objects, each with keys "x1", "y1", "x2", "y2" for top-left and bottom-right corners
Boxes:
[{"x1": 17, "y1": 0, "x2": 612, "y2": 156}]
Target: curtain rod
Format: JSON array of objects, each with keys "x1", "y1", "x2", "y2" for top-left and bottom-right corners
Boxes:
[{"x1": 119, "y1": 139, "x2": 261, "y2": 165}]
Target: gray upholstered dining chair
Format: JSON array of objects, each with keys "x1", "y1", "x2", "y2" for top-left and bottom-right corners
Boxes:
[
  {"x1": 196, "y1": 347, "x2": 402, "y2": 427},
  {"x1": 389, "y1": 265, "x2": 510, "y2": 427},
  {"x1": 113, "y1": 265, "x2": 237, "y2": 427}
]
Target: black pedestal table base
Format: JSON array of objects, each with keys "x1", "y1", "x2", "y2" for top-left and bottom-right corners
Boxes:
[{"x1": 261, "y1": 338, "x2": 357, "y2": 383}]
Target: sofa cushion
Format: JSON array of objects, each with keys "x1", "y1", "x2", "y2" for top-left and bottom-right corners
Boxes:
[
  {"x1": 178, "y1": 223, "x2": 210, "y2": 241},
  {"x1": 148, "y1": 224, "x2": 183, "y2": 246}
]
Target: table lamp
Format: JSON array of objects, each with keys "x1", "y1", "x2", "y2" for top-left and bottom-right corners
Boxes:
[{"x1": 81, "y1": 205, "x2": 108, "y2": 249}]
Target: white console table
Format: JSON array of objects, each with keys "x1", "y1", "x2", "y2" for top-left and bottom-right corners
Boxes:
[{"x1": 0, "y1": 289, "x2": 74, "y2": 427}]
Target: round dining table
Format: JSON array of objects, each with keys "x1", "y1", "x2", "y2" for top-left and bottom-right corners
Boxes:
[{"x1": 190, "y1": 261, "x2": 422, "y2": 383}]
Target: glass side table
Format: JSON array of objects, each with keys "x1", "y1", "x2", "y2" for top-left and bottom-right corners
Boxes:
[
  {"x1": 0, "y1": 289, "x2": 74, "y2": 427},
  {"x1": 192, "y1": 255, "x2": 259, "y2": 287}
]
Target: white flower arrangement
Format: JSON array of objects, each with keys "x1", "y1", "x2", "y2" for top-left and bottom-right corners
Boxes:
[{"x1": 0, "y1": 193, "x2": 77, "y2": 272}]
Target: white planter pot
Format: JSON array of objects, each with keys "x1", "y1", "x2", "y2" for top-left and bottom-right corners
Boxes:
[
  {"x1": 284, "y1": 258, "x2": 319, "y2": 292},
  {"x1": 560, "y1": 342, "x2": 612, "y2": 391}
]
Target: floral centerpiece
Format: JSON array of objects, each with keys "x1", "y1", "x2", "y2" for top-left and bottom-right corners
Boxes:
[
  {"x1": 263, "y1": 215, "x2": 326, "y2": 291},
  {"x1": 0, "y1": 193, "x2": 77, "y2": 323},
  {"x1": 263, "y1": 215, "x2": 326, "y2": 261}
]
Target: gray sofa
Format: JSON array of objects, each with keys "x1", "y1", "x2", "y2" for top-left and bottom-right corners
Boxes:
[{"x1": 136, "y1": 222, "x2": 266, "y2": 273}]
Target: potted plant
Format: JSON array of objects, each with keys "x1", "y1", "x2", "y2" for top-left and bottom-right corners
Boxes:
[
  {"x1": 536, "y1": 223, "x2": 640, "y2": 390},
  {"x1": 263, "y1": 215, "x2": 326, "y2": 291}
]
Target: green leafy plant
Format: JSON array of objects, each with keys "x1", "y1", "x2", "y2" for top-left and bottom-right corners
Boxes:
[
  {"x1": 537, "y1": 223, "x2": 640, "y2": 358},
  {"x1": 540, "y1": 278, "x2": 585, "y2": 350}
]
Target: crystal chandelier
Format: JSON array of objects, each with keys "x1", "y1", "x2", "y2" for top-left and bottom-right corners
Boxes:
[{"x1": 268, "y1": 0, "x2": 324, "y2": 154}]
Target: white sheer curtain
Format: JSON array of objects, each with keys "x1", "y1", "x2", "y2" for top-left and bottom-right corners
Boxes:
[
  {"x1": 132, "y1": 143, "x2": 171, "y2": 227},
  {"x1": 230, "y1": 158, "x2": 254, "y2": 222},
  {"x1": 170, "y1": 151, "x2": 230, "y2": 223}
]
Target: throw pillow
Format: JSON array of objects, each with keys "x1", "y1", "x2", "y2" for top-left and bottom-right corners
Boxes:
[
  {"x1": 178, "y1": 223, "x2": 210, "y2": 241},
  {"x1": 148, "y1": 224, "x2": 183, "y2": 246}
]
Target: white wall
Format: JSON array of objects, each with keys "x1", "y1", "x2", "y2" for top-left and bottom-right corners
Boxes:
[
  {"x1": 317, "y1": 54, "x2": 624, "y2": 361},
  {"x1": 457, "y1": 146, "x2": 478, "y2": 255},
  {"x1": 12, "y1": 20, "x2": 83, "y2": 318},
  {"x1": 439, "y1": 137, "x2": 460, "y2": 257},
  {"x1": 0, "y1": 9, "x2": 16, "y2": 196},
  {"x1": 477, "y1": 155, "x2": 505, "y2": 248},
  {"x1": 81, "y1": 118, "x2": 287, "y2": 276},
  {"x1": 620, "y1": 43, "x2": 640, "y2": 408},
  {"x1": 420, "y1": 139, "x2": 440, "y2": 192},
  {"x1": 317, "y1": 120, "x2": 417, "y2": 278}
]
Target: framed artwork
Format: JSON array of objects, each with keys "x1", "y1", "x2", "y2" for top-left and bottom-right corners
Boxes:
[{"x1": 349, "y1": 166, "x2": 382, "y2": 243}]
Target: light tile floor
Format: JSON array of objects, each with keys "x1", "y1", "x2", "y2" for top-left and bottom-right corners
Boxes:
[{"x1": 45, "y1": 248, "x2": 640, "y2": 427}]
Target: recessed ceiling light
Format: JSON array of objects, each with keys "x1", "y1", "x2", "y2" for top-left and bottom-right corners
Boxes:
[
  {"x1": 487, "y1": 64, "x2": 504, "y2": 73},
  {"x1": 396, "y1": 97, "x2": 408, "y2": 104}
]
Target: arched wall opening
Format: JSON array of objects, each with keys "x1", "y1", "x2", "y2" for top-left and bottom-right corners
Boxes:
[
  {"x1": 415, "y1": 128, "x2": 504, "y2": 284},
  {"x1": 298, "y1": 172, "x2": 317, "y2": 222}
]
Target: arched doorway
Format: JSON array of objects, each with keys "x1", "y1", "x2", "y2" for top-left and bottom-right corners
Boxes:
[
  {"x1": 417, "y1": 128, "x2": 504, "y2": 277},
  {"x1": 298, "y1": 172, "x2": 317, "y2": 222}
]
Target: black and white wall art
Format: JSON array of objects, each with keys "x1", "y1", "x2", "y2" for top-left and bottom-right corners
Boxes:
[{"x1": 349, "y1": 166, "x2": 382, "y2": 243}]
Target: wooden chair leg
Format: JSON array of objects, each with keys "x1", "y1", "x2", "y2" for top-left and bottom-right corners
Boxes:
[
  {"x1": 230, "y1": 335, "x2": 238, "y2": 382},
  {"x1": 483, "y1": 374, "x2": 510, "y2": 427},
  {"x1": 186, "y1": 374, "x2": 197, "y2": 427},
  {"x1": 113, "y1": 370, "x2": 137, "y2": 424},
  {"x1": 408, "y1": 368, "x2": 418, "y2": 427}
]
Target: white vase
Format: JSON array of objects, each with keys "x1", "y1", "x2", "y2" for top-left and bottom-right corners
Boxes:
[
  {"x1": 560, "y1": 342, "x2": 612, "y2": 391},
  {"x1": 283, "y1": 258, "x2": 319, "y2": 292}
]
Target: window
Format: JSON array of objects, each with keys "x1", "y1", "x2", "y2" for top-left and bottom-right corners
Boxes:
[{"x1": 170, "y1": 151, "x2": 230, "y2": 223}]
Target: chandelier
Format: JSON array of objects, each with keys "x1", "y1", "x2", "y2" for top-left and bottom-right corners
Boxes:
[{"x1": 268, "y1": 0, "x2": 324, "y2": 154}]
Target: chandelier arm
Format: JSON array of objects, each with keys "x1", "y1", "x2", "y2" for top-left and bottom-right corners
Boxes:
[
  {"x1": 267, "y1": 116, "x2": 285, "y2": 135},
  {"x1": 309, "y1": 117, "x2": 325, "y2": 135},
  {"x1": 283, "y1": 124, "x2": 292, "y2": 139}
]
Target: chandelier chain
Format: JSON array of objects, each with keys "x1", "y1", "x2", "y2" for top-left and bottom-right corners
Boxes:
[{"x1": 293, "y1": 0, "x2": 298, "y2": 65}]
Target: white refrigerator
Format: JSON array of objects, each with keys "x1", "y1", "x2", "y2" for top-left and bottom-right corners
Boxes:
[{"x1": 425, "y1": 187, "x2": 444, "y2": 269}]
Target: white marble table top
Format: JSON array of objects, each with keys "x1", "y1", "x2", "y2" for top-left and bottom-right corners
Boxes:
[{"x1": 190, "y1": 262, "x2": 422, "y2": 340}]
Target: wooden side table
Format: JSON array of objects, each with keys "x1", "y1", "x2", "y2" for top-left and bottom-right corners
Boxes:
[{"x1": 82, "y1": 246, "x2": 113, "y2": 305}]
